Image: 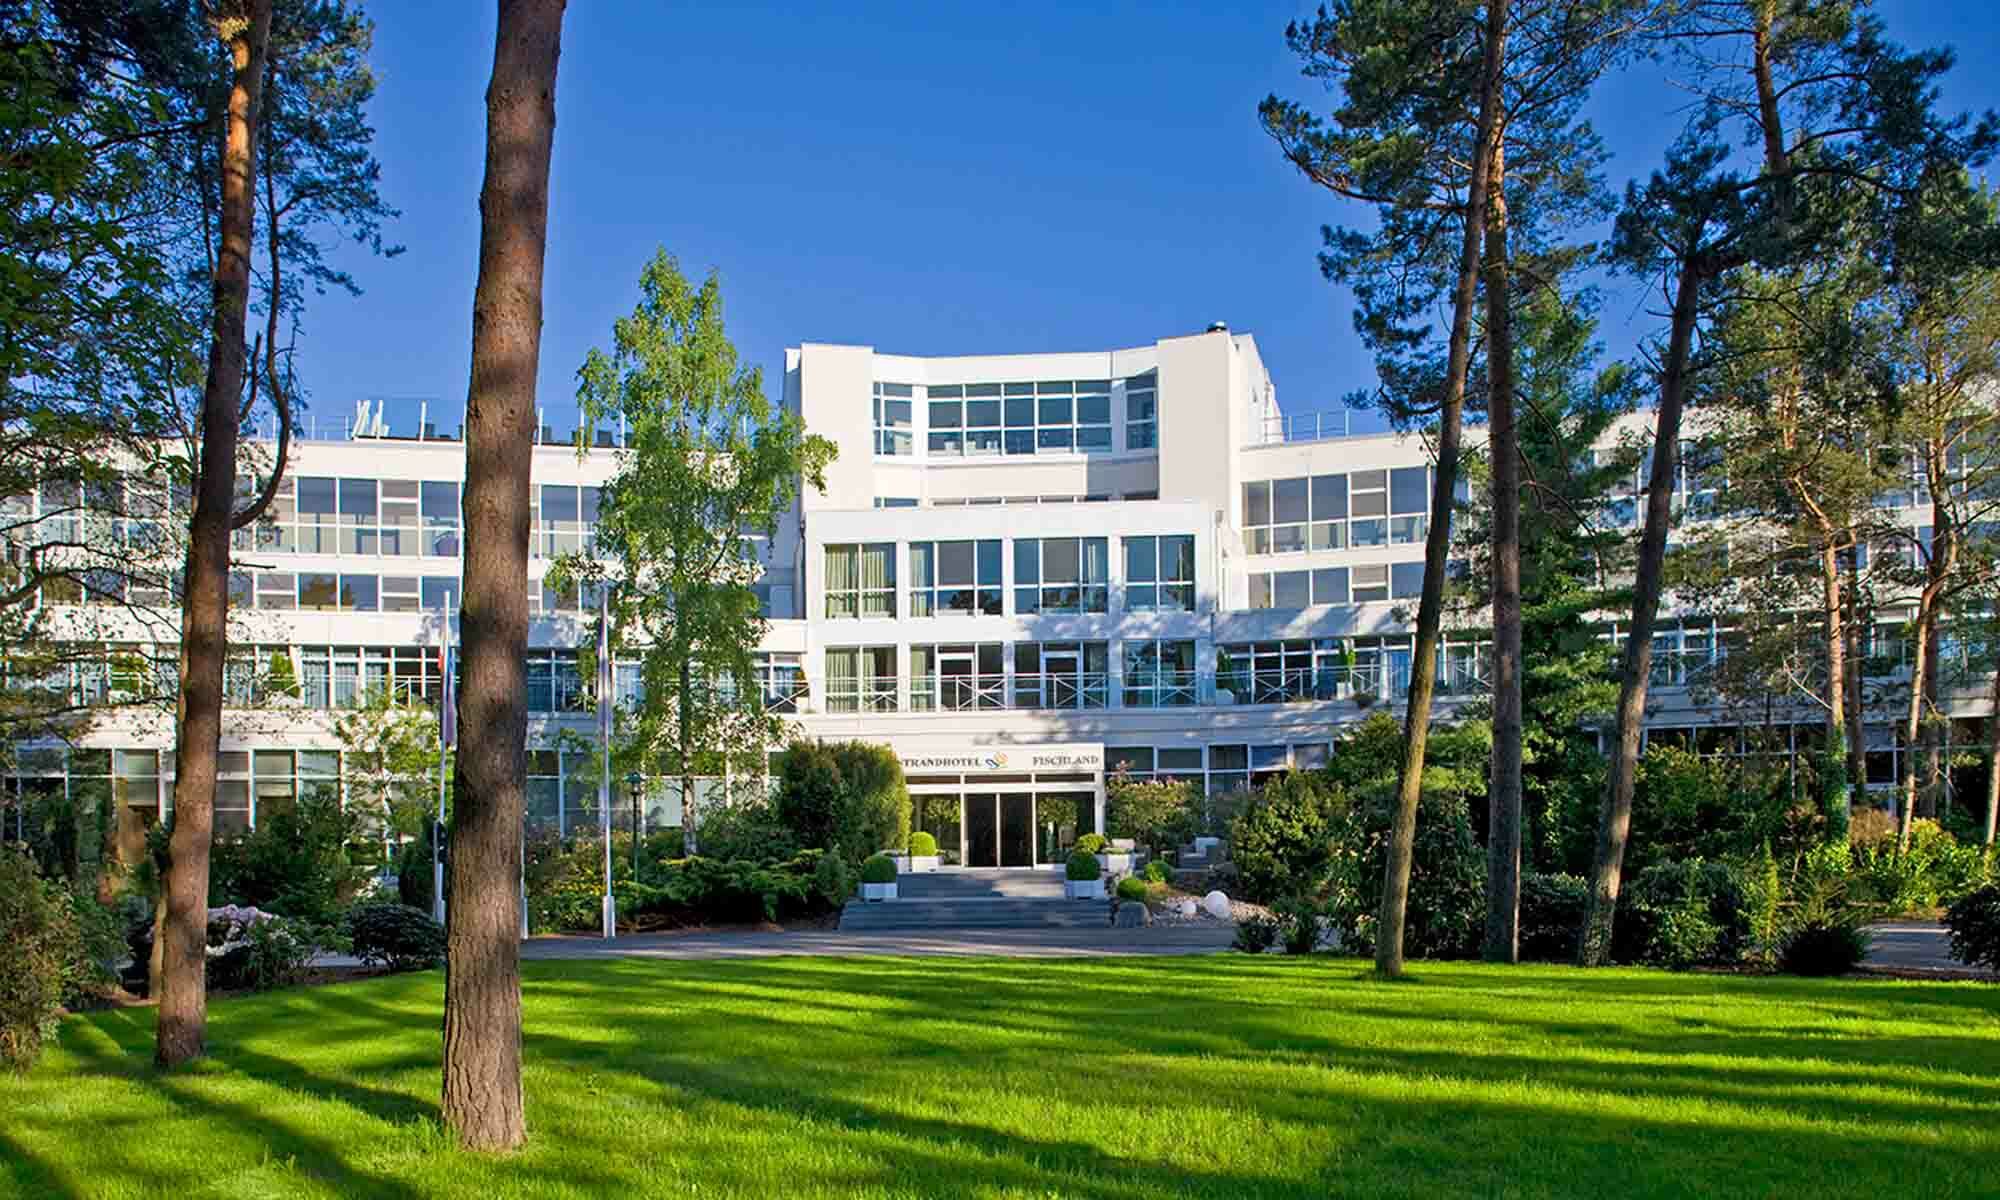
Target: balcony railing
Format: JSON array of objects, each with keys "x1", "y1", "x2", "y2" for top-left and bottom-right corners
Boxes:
[
  {"x1": 1247, "y1": 409, "x2": 1358, "y2": 446},
  {"x1": 1121, "y1": 668, "x2": 1199, "y2": 709},
  {"x1": 908, "y1": 674, "x2": 1007, "y2": 712},
  {"x1": 1013, "y1": 672, "x2": 1110, "y2": 711},
  {"x1": 824, "y1": 677, "x2": 899, "y2": 714}
]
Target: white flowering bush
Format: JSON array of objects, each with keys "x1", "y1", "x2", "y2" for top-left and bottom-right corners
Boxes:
[{"x1": 204, "y1": 905, "x2": 320, "y2": 992}]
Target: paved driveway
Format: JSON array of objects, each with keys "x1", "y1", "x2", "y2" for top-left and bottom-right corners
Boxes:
[
  {"x1": 518, "y1": 923, "x2": 1237, "y2": 960},
  {"x1": 1862, "y1": 920, "x2": 1989, "y2": 977}
]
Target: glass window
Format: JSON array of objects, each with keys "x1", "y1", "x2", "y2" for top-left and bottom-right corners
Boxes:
[
  {"x1": 1351, "y1": 470, "x2": 1388, "y2": 518},
  {"x1": 1014, "y1": 537, "x2": 1108, "y2": 614},
  {"x1": 1390, "y1": 466, "x2": 1428, "y2": 514},
  {"x1": 420, "y1": 576, "x2": 458, "y2": 611},
  {"x1": 1124, "y1": 535, "x2": 1195, "y2": 612},
  {"x1": 1312, "y1": 567, "x2": 1348, "y2": 605},
  {"x1": 910, "y1": 540, "x2": 1001, "y2": 616},
  {"x1": 932, "y1": 381, "x2": 1109, "y2": 456},
  {"x1": 1124, "y1": 372, "x2": 1157, "y2": 450},
  {"x1": 1273, "y1": 570, "x2": 1310, "y2": 609},
  {"x1": 873, "y1": 382, "x2": 914, "y2": 455},
  {"x1": 825, "y1": 646, "x2": 897, "y2": 713},
  {"x1": 1122, "y1": 639, "x2": 1197, "y2": 708},
  {"x1": 824, "y1": 543, "x2": 895, "y2": 619},
  {"x1": 1391, "y1": 561, "x2": 1425, "y2": 599},
  {"x1": 1353, "y1": 563, "x2": 1390, "y2": 602},
  {"x1": 339, "y1": 574, "x2": 378, "y2": 611},
  {"x1": 298, "y1": 572, "x2": 338, "y2": 610}
]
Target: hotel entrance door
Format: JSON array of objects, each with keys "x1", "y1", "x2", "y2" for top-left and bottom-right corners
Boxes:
[{"x1": 960, "y1": 793, "x2": 1037, "y2": 867}]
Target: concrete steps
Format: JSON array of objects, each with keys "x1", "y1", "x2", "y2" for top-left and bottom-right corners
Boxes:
[{"x1": 838, "y1": 867, "x2": 1106, "y2": 931}]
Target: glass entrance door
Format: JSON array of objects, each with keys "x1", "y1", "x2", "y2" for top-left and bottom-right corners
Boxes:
[
  {"x1": 963, "y1": 793, "x2": 998, "y2": 867},
  {"x1": 999, "y1": 793, "x2": 1034, "y2": 867}
]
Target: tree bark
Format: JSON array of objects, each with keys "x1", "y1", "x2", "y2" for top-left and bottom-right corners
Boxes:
[
  {"x1": 680, "y1": 656, "x2": 698, "y2": 855},
  {"x1": 1376, "y1": 0, "x2": 1506, "y2": 978},
  {"x1": 1984, "y1": 658, "x2": 1999, "y2": 853},
  {"x1": 1578, "y1": 258, "x2": 1699, "y2": 967},
  {"x1": 1842, "y1": 545, "x2": 1869, "y2": 801},
  {"x1": 1899, "y1": 454, "x2": 1956, "y2": 850},
  {"x1": 1483, "y1": 137, "x2": 1521, "y2": 965},
  {"x1": 1818, "y1": 539, "x2": 1851, "y2": 840},
  {"x1": 442, "y1": 0, "x2": 564, "y2": 1153},
  {"x1": 156, "y1": 0, "x2": 272, "y2": 1069}
]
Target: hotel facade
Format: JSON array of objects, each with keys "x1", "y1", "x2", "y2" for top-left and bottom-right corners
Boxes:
[{"x1": 9, "y1": 326, "x2": 1992, "y2": 870}]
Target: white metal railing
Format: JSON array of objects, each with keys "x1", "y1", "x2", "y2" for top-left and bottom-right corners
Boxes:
[
  {"x1": 907, "y1": 674, "x2": 1007, "y2": 712},
  {"x1": 824, "y1": 676, "x2": 899, "y2": 714},
  {"x1": 1248, "y1": 410, "x2": 1357, "y2": 446},
  {"x1": 1122, "y1": 668, "x2": 1199, "y2": 709},
  {"x1": 1013, "y1": 671, "x2": 1110, "y2": 710}
]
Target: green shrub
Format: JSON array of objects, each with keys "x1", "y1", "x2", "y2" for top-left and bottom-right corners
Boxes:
[
  {"x1": 697, "y1": 798, "x2": 797, "y2": 862},
  {"x1": 1778, "y1": 919, "x2": 1870, "y2": 976},
  {"x1": 829, "y1": 741, "x2": 911, "y2": 857},
  {"x1": 1106, "y1": 775, "x2": 1197, "y2": 854},
  {"x1": 1143, "y1": 859, "x2": 1172, "y2": 884},
  {"x1": 907, "y1": 831, "x2": 938, "y2": 857},
  {"x1": 1518, "y1": 872, "x2": 1588, "y2": 962},
  {"x1": 1, "y1": 849, "x2": 81, "y2": 1071},
  {"x1": 1629, "y1": 745, "x2": 1792, "y2": 868},
  {"x1": 207, "y1": 790, "x2": 370, "y2": 926},
  {"x1": 811, "y1": 844, "x2": 855, "y2": 907},
  {"x1": 1066, "y1": 850, "x2": 1101, "y2": 881},
  {"x1": 859, "y1": 854, "x2": 897, "y2": 885},
  {"x1": 1616, "y1": 859, "x2": 1759, "y2": 967},
  {"x1": 1277, "y1": 899, "x2": 1323, "y2": 955},
  {"x1": 347, "y1": 902, "x2": 446, "y2": 972},
  {"x1": 1230, "y1": 772, "x2": 1349, "y2": 904},
  {"x1": 1116, "y1": 876, "x2": 1149, "y2": 903},
  {"x1": 1232, "y1": 913, "x2": 1280, "y2": 954},
  {"x1": 1854, "y1": 820, "x2": 1991, "y2": 912},
  {"x1": 1073, "y1": 833, "x2": 1107, "y2": 856},
  {"x1": 1333, "y1": 787, "x2": 1486, "y2": 961},
  {"x1": 396, "y1": 834, "x2": 436, "y2": 914},
  {"x1": 1943, "y1": 883, "x2": 2000, "y2": 976},
  {"x1": 204, "y1": 905, "x2": 325, "y2": 991}
]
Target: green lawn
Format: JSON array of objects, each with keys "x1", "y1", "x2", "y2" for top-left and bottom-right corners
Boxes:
[{"x1": 3, "y1": 957, "x2": 1998, "y2": 1199}]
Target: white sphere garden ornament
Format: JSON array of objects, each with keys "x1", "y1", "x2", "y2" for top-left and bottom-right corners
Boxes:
[{"x1": 1202, "y1": 890, "x2": 1231, "y2": 919}]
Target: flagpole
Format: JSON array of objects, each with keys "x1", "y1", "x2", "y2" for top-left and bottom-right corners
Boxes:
[
  {"x1": 432, "y1": 591, "x2": 452, "y2": 928},
  {"x1": 598, "y1": 584, "x2": 616, "y2": 939}
]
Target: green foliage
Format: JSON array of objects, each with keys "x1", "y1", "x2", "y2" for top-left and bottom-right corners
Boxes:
[
  {"x1": 206, "y1": 790, "x2": 371, "y2": 927},
  {"x1": 1106, "y1": 775, "x2": 1197, "y2": 854},
  {"x1": 773, "y1": 740, "x2": 909, "y2": 866},
  {"x1": 560, "y1": 251, "x2": 837, "y2": 804},
  {"x1": 346, "y1": 902, "x2": 445, "y2": 973},
  {"x1": 1229, "y1": 771, "x2": 1350, "y2": 904},
  {"x1": 1617, "y1": 860, "x2": 1762, "y2": 968},
  {"x1": 1066, "y1": 850, "x2": 1101, "y2": 882},
  {"x1": 1231, "y1": 914, "x2": 1281, "y2": 954},
  {"x1": 859, "y1": 854, "x2": 897, "y2": 885},
  {"x1": 907, "y1": 831, "x2": 938, "y2": 857},
  {"x1": 1518, "y1": 872, "x2": 1589, "y2": 962},
  {"x1": 265, "y1": 651, "x2": 299, "y2": 700},
  {"x1": 1852, "y1": 819, "x2": 1993, "y2": 912},
  {"x1": 1142, "y1": 859, "x2": 1172, "y2": 884},
  {"x1": 699, "y1": 798, "x2": 797, "y2": 862},
  {"x1": 203, "y1": 907, "x2": 325, "y2": 993},
  {"x1": 332, "y1": 688, "x2": 444, "y2": 840},
  {"x1": 1943, "y1": 884, "x2": 2000, "y2": 975},
  {"x1": 396, "y1": 835, "x2": 435, "y2": 915},
  {"x1": 828, "y1": 742, "x2": 911, "y2": 858},
  {"x1": 1628, "y1": 747, "x2": 1794, "y2": 872},
  {"x1": 1073, "y1": 834, "x2": 1107, "y2": 856},
  {"x1": 810, "y1": 846, "x2": 854, "y2": 909},
  {"x1": 0, "y1": 849, "x2": 82, "y2": 1070},
  {"x1": 1115, "y1": 876, "x2": 1149, "y2": 903},
  {"x1": 1776, "y1": 862, "x2": 1873, "y2": 977},
  {"x1": 1277, "y1": 899, "x2": 1324, "y2": 955}
]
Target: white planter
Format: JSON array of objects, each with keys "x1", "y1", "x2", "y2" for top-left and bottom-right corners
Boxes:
[
  {"x1": 888, "y1": 854, "x2": 911, "y2": 873},
  {"x1": 1065, "y1": 878, "x2": 1105, "y2": 900},
  {"x1": 1097, "y1": 853, "x2": 1133, "y2": 876},
  {"x1": 860, "y1": 882, "x2": 897, "y2": 902},
  {"x1": 907, "y1": 854, "x2": 940, "y2": 873}
]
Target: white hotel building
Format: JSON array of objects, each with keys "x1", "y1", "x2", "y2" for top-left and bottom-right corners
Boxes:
[{"x1": 13, "y1": 325, "x2": 1989, "y2": 870}]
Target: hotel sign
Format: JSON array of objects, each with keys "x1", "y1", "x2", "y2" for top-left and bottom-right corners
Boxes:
[{"x1": 897, "y1": 743, "x2": 1104, "y2": 774}]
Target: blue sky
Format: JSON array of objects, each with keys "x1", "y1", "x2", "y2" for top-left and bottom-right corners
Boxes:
[{"x1": 292, "y1": 2, "x2": 2000, "y2": 440}]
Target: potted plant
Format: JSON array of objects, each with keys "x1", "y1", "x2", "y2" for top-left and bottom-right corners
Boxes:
[
  {"x1": 859, "y1": 853, "x2": 898, "y2": 901},
  {"x1": 906, "y1": 830, "x2": 941, "y2": 873},
  {"x1": 1064, "y1": 849, "x2": 1104, "y2": 900}
]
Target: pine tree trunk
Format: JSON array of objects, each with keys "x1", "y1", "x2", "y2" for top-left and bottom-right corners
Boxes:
[
  {"x1": 156, "y1": 0, "x2": 272, "y2": 1068},
  {"x1": 1376, "y1": 0, "x2": 1507, "y2": 978},
  {"x1": 1898, "y1": 617, "x2": 1931, "y2": 850},
  {"x1": 1984, "y1": 660, "x2": 1999, "y2": 853},
  {"x1": 1919, "y1": 612, "x2": 1943, "y2": 821},
  {"x1": 1483, "y1": 138, "x2": 1522, "y2": 965},
  {"x1": 1842, "y1": 548, "x2": 1868, "y2": 801},
  {"x1": 1579, "y1": 259, "x2": 1699, "y2": 967},
  {"x1": 441, "y1": 0, "x2": 564, "y2": 1153},
  {"x1": 1819, "y1": 541, "x2": 1851, "y2": 840}
]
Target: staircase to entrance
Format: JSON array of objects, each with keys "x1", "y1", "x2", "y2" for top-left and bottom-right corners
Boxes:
[{"x1": 837, "y1": 867, "x2": 1107, "y2": 931}]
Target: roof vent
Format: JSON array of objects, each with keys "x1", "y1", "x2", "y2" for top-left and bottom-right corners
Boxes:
[{"x1": 1207, "y1": 321, "x2": 1229, "y2": 333}]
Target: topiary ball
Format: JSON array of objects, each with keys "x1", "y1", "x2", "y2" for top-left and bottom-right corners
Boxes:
[
  {"x1": 1066, "y1": 850, "x2": 1102, "y2": 881},
  {"x1": 860, "y1": 854, "x2": 898, "y2": 884},
  {"x1": 908, "y1": 831, "x2": 938, "y2": 857}
]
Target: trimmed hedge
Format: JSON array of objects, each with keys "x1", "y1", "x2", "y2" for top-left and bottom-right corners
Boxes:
[
  {"x1": 860, "y1": 854, "x2": 897, "y2": 885},
  {"x1": 1115, "y1": 876, "x2": 1149, "y2": 903},
  {"x1": 907, "y1": 831, "x2": 938, "y2": 857}
]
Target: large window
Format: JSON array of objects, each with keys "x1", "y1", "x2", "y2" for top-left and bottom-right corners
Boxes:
[
  {"x1": 1013, "y1": 641, "x2": 1108, "y2": 709},
  {"x1": 1123, "y1": 534, "x2": 1195, "y2": 612},
  {"x1": 1122, "y1": 639, "x2": 1197, "y2": 708},
  {"x1": 824, "y1": 543, "x2": 895, "y2": 619},
  {"x1": 909, "y1": 643, "x2": 1005, "y2": 711},
  {"x1": 1243, "y1": 466, "x2": 1429, "y2": 554},
  {"x1": 1014, "y1": 537, "x2": 1109, "y2": 614},
  {"x1": 825, "y1": 646, "x2": 897, "y2": 713},
  {"x1": 873, "y1": 382, "x2": 914, "y2": 455},
  {"x1": 910, "y1": 539, "x2": 1001, "y2": 616},
  {"x1": 536, "y1": 484, "x2": 599, "y2": 559},
  {"x1": 525, "y1": 651, "x2": 585, "y2": 713},
  {"x1": 928, "y1": 380, "x2": 1111, "y2": 456},
  {"x1": 1125, "y1": 371, "x2": 1158, "y2": 449}
]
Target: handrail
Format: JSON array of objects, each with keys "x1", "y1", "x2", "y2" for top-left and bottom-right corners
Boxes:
[{"x1": 1246, "y1": 410, "x2": 1357, "y2": 447}]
